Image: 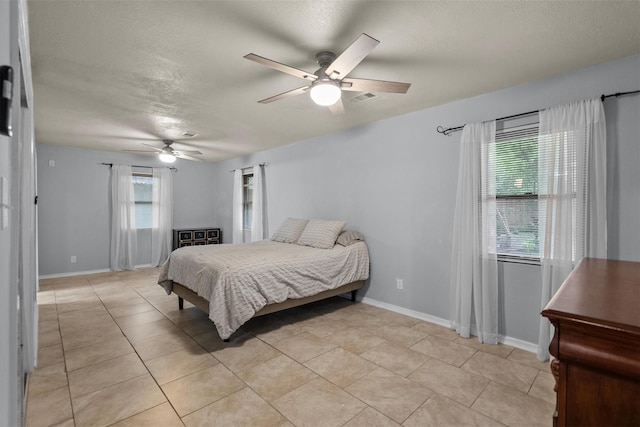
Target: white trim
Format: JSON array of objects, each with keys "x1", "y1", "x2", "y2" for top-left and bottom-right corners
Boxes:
[
  {"x1": 39, "y1": 264, "x2": 152, "y2": 280},
  {"x1": 357, "y1": 295, "x2": 538, "y2": 354}
]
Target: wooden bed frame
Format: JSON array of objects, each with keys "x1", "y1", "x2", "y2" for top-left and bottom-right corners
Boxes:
[{"x1": 172, "y1": 280, "x2": 365, "y2": 339}]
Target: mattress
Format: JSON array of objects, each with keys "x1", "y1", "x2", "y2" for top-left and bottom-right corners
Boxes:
[{"x1": 158, "y1": 240, "x2": 370, "y2": 338}]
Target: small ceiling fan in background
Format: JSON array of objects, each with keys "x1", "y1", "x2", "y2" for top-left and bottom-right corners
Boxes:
[
  {"x1": 123, "y1": 139, "x2": 202, "y2": 163},
  {"x1": 244, "y1": 33, "x2": 411, "y2": 114}
]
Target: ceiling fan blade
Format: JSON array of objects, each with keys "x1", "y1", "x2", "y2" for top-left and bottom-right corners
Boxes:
[
  {"x1": 176, "y1": 153, "x2": 203, "y2": 162},
  {"x1": 175, "y1": 150, "x2": 202, "y2": 155},
  {"x1": 328, "y1": 98, "x2": 345, "y2": 115},
  {"x1": 258, "y1": 85, "x2": 310, "y2": 104},
  {"x1": 121, "y1": 149, "x2": 157, "y2": 153},
  {"x1": 341, "y1": 77, "x2": 411, "y2": 94},
  {"x1": 325, "y1": 33, "x2": 379, "y2": 79},
  {"x1": 141, "y1": 143, "x2": 164, "y2": 152},
  {"x1": 244, "y1": 53, "x2": 317, "y2": 82}
]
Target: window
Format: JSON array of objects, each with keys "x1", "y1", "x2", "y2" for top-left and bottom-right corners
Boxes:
[
  {"x1": 242, "y1": 173, "x2": 253, "y2": 230},
  {"x1": 132, "y1": 173, "x2": 153, "y2": 229},
  {"x1": 494, "y1": 123, "x2": 540, "y2": 260}
]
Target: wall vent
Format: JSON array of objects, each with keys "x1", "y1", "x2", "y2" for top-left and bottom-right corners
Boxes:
[{"x1": 347, "y1": 92, "x2": 377, "y2": 104}]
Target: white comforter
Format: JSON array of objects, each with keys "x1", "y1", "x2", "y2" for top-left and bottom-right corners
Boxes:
[{"x1": 158, "y1": 240, "x2": 370, "y2": 339}]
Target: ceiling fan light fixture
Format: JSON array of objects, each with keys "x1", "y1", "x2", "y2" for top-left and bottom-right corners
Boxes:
[
  {"x1": 159, "y1": 152, "x2": 177, "y2": 163},
  {"x1": 310, "y1": 80, "x2": 341, "y2": 106}
]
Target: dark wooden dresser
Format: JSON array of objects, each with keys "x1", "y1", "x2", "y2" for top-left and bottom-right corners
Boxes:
[
  {"x1": 172, "y1": 228, "x2": 221, "y2": 251},
  {"x1": 541, "y1": 258, "x2": 640, "y2": 427}
]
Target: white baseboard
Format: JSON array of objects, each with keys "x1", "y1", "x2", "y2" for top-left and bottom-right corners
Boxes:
[
  {"x1": 357, "y1": 295, "x2": 538, "y2": 354},
  {"x1": 39, "y1": 264, "x2": 153, "y2": 280}
]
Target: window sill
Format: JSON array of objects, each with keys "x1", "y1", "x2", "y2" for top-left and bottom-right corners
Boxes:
[{"x1": 497, "y1": 255, "x2": 541, "y2": 266}]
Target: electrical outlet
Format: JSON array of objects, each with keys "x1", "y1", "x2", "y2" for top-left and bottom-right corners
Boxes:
[
  {"x1": 70, "y1": 256, "x2": 76, "y2": 263},
  {"x1": 396, "y1": 278, "x2": 403, "y2": 290}
]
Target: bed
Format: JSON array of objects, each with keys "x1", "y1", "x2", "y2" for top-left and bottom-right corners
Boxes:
[{"x1": 158, "y1": 221, "x2": 369, "y2": 340}]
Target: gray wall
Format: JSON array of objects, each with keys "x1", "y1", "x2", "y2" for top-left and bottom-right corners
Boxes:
[
  {"x1": 35, "y1": 55, "x2": 639, "y2": 347},
  {"x1": 36, "y1": 145, "x2": 217, "y2": 275},
  {"x1": 211, "y1": 54, "x2": 640, "y2": 346}
]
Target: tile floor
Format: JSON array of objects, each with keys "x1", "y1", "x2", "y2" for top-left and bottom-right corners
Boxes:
[{"x1": 27, "y1": 267, "x2": 555, "y2": 427}]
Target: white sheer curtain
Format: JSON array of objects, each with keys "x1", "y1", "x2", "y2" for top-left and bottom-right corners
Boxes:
[
  {"x1": 251, "y1": 164, "x2": 265, "y2": 242},
  {"x1": 537, "y1": 98, "x2": 607, "y2": 361},
  {"x1": 450, "y1": 120, "x2": 500, "y2": 344},
  {"x1": 151, "y1": 168, "x2": 173, "y2": 266},
  {"x1": 232, "y1": 169, "x2": 243, "y2": 243},
  {"x1": 110, "y1": 165, "x2": 137, "y2": 271}
]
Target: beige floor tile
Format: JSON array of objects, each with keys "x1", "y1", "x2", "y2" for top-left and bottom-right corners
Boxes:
[
  {"x1": 245, "y1": 316, "x2": 304, "y2": 345},
  {"x1": 130, "y1": 329, "x2": 199, "y2": 361},
  {"x1": 528, "y1": 371, "x2": 556, "y2": 404},
  {"x1": 342, "y1": 311, "x2": 388, "y2": 329},
  {"x1": 508, "y1": 348, "x2": 552, "y2": 372},
  {"x1": 273, "y1": 332, "x2": 336, "y2": 363},
  {"x1": 183, "y1": 387, "x2": 290, "y2": 427},
  {"x1": 345, "y1": 367, "x2": 433, "y2": 423},
  {"x1": 110, "y1": 402, "x2": 183, "y2": 427},
  {"x1": 404, "y1": 394, "x2": 505, "y2": 427},
  {"x1": 121, "y1": 318, "x2": 182, "y2": 343},
  {"x1": 145, "y1": 346, "x2": 219, "y2": 385},
  {"x1": 175, "y1": 316, "x2": 217, "y2": 337},
  {"x1": 274, "y1": 306, "x2": 320, "y2": 324},
  {"x1": 274, "y1": 378, "x2": 367, "y2": 427},
  {"x1": 61, "y1": 326, "x2": 124, "y2": 351},
  {"x1": 28, "y1": 362, "x2": 68, "y2": 397},
  {"x1": 213, "y1": 335, "x2": 282, "y2": 372},
  {"x1": 64, "y1": 333, "x2": 134, "y2": 372},
  {"x1": 39, "y1": 327, "x2": 62, "y2": 348},
  {"x1": 36, "y1": 343, "x2": 64, "y2": 368},
  {"x1": 191, "y1": 329, "x2": 238, "y2": 352},
  {"x1": 51, "y1": 419, "x2": 75, "y2": 427},
  {"x1": 411, "y1": 335, "x2": 477, "y2": 367},
  {"x1": 361, "y1": 323, "x2": 427, "y2": 348},
  {"x1": 237, "y1": 354, "x2": 317, "y2": 401},
  {"x1": 376, "y1": 309, "x2": 421, "y2": 328},
  {"x1": 57, "y1": 305, "x2": 111, "y2": 328},
  {"x1": 107, "y1": 301, "x2": 156, "y2": 318},
  {"x1": 472, "y1": 382, "x2": 554, "y2": 427},
  {"x1": 462, "y1": 351, "x2": 538, "y2": 394},
  {"x1": 114, "y1": 309, "x2": 166, "y2": 329},
  {"x1": 68, "y1": 352, "x2": 148, "y2": 399},
  {"x1": 455, "y1": 336, "x2": 515, "y2": 358},
  {"x1": 297, "y1": 315, "x2": 349, "y2": 338},
  {"x1": 408, "y1": 358, "x2": 489, "y2": 407},
  {"x1": 342, "y1": 407, "x2": 401, "y2": 427},
  {"x1": 360, "y1": 341, "x2": 430, "y2": 377},
  {"x1": 161, "y1": 364, "x2": 245, "y2": 417},
  {"x1": 56, "y1": 299, "x2": 105, "y2": 314},
  {"x1": 25, "y1": 386, "x2": 73, "y2": 427},
  {"x1": 73, "y1": 374, "x2": 166, "y2": 427},
  {"x1": 99, "y1": 292, "x2": 149, "y2": 308},
  {"x1": 410, "y1": 320, "x2": 459, "y2": 341},
  {"x1": 323, "y1": 327, "x2": 386, "y2": 355},
  {"x1": 304, "y1": 347, "x2": 378, "y2": 388}
]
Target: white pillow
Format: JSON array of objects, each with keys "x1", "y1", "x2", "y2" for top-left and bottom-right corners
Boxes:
[
  {"x1": 271, "y1": 218, "x2": 309, "y2": 243},
  {"x1": 297, "y1": 219, "x2": 346, "y2": 249}
]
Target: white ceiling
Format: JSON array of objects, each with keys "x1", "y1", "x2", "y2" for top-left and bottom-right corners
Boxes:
[{"x1": 27, "y1": 1, "x2": 640, "y2": 163}]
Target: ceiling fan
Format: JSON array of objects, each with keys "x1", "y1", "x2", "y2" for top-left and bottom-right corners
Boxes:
[
  {"x1": 244, "y1": 33, "x2": 411, "y2": 114},
  {"x1": 123, "y1": 139, "x2": 202, "y2": 163}
]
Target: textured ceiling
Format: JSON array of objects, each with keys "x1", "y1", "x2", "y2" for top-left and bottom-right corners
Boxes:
[{"x1": 28, "y1": 1, "x2": 640, "y2": 163}]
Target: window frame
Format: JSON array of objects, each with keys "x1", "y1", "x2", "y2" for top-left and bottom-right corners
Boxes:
[
  {"x1": 493, "y1": 121, "x2": 541, "y2": 265},
  {"x1": 242, "y1": 172, "x2": 253, "y2": 231},
  {"x1": 132, "y1": 172, "x2": 153, "y2": 230}
]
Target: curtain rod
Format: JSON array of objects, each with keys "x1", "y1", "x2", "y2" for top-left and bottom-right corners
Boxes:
[
  {"x1": 436, "y1": 90, "x2": 640, "y2": 136},
  {"x1": 228, "y1": 162, "x2": 268, "y2": 173},
  {"x1": 100, "y1": 162, "x2": 177, "y2": 171}
]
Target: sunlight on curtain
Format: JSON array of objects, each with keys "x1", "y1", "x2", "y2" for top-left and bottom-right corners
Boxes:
[
  {"x1": 151, "y1": 168, "x2": 173, "y2": 266},
  {"x1": 110, "y1": 165, "x2": 137, "y2": 270},
  {"x1": 450, "y1": 120, "x2": 499, "y2": 344},
  {"x1": 251, "y1": 164, "x2": 264, "y2": 242},
  {"x1": 232, "y1": 169, "x2": 243, "y2": 243},
  {"x1": 536, "y1": 98, "x2": 607, "y2": 361}
]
